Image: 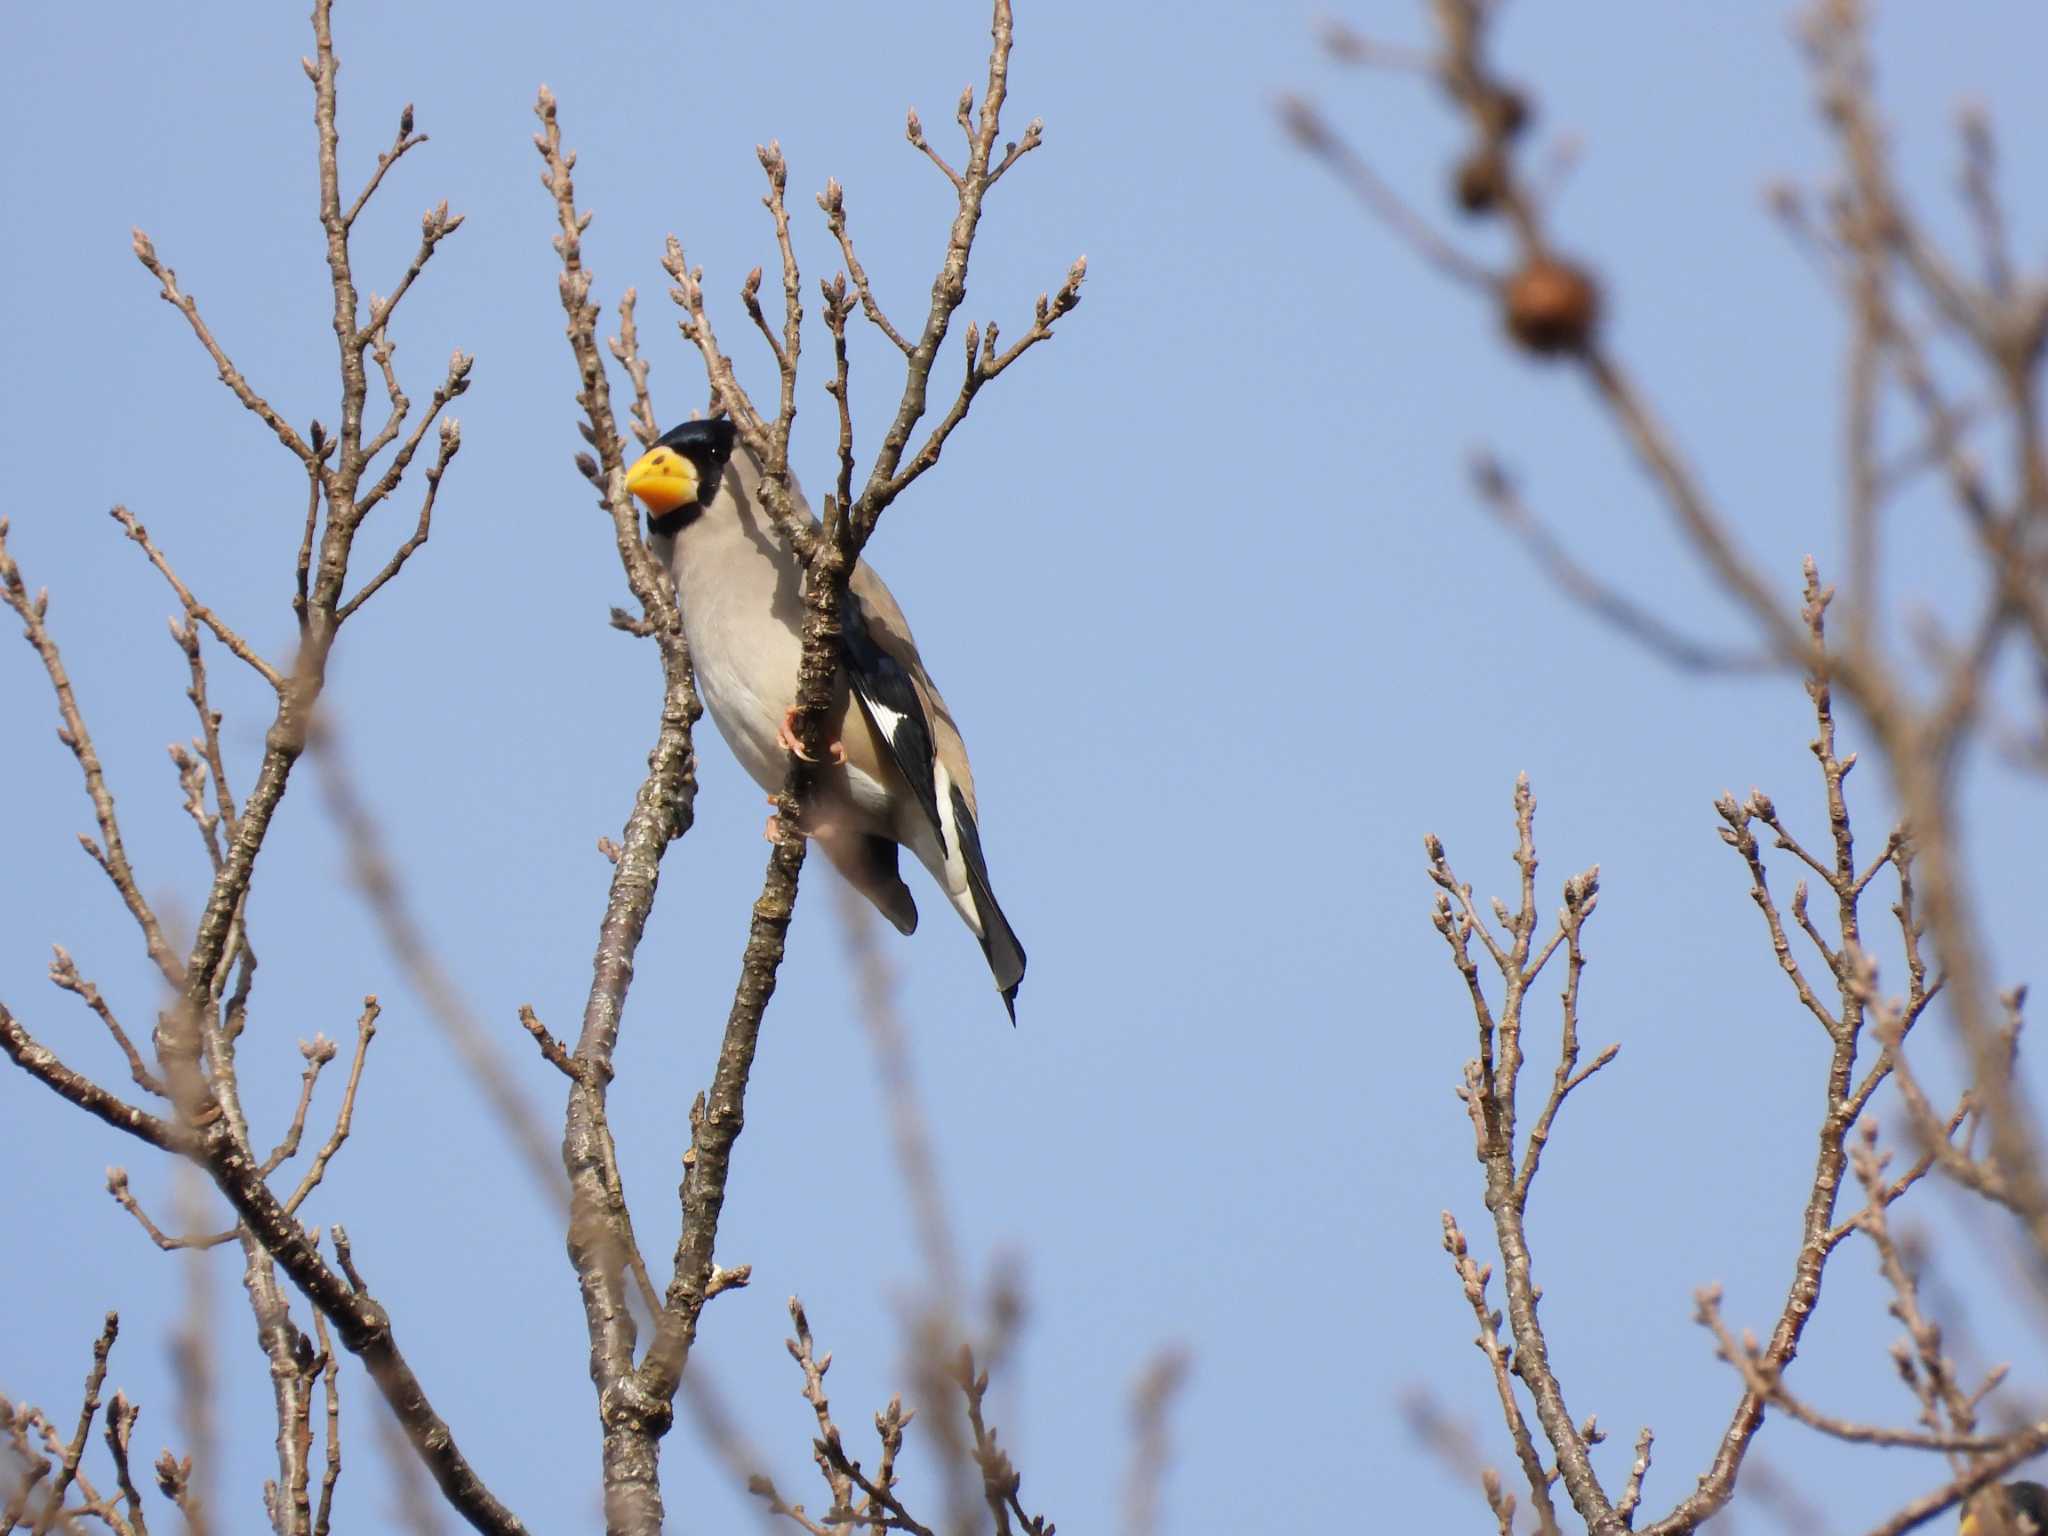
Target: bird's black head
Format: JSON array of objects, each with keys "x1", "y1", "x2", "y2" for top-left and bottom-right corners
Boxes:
[{"x1": 624, "y1": 417, "x2": 738, "y2": 525}]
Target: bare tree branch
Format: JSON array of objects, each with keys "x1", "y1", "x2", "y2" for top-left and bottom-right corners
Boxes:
[{"x1": 532, "y1": 89, "x2": 706, "y2": 1535}]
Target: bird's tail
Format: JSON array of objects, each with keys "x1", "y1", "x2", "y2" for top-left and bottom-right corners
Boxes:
[
  {"x1": 971, "y1": 877, "x2": 1026, "y2": 1024},
  {"x1": 949, "y1": 784, "x2": 1026, "y2": 1022}
]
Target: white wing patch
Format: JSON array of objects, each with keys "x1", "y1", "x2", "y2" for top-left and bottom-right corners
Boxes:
[
  {"x1": 930, "y1": 758, "x2": 980, "y2": 936},
  {"x1": 864, "y1": 695, "x2": 911, "y2": 743}
]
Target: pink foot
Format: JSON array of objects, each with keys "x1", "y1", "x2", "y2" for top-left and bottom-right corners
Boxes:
[
  {"x1": 778, "y1": 706, "x2": 846, "y2": 765},
  {"x1": 763, "y1": 803, "x2": 835, "y2": 842}
]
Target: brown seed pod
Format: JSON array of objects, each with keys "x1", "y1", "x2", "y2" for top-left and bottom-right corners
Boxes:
[
  {"x1": 1453, "y1": 149, "x2": 1508, "y2": 215},
  {"x1": 1502, "y1": 258, "x2": 1600, "y2": 355}
]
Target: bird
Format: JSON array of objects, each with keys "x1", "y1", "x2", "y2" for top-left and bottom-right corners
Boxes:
[
  {"x1": 1963, "y1": 1483, "x2": 2048, "y2": 1536},
  {"x1": 623, "y1": 417, "x2": 1025, "y2": 1020}
]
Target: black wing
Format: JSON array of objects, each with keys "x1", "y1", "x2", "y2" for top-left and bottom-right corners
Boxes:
[
  {"x1": 841, "y1": 588, "x2": 947, "y2": 857},
  {"x1": 949, "y1": 780, "x2": 1027, "y2": 1022},
  {"x1": 842, "y1": 588, "x2": 1025, "y2": 1021}
]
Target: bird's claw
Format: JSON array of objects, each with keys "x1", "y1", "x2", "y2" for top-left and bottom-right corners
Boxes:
[
  {"x1": 763, "y1": 797, "x2": 837, "y2": 843},
  {"x1": 778, "y1": 706, "x2": 846, "y2": 765}
]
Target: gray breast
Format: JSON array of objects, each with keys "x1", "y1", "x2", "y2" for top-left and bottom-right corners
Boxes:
[{"x1": 666, "y1": 459, "x2": 808, "y2": 792}]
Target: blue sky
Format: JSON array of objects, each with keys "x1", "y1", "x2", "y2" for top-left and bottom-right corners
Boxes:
[{"x1": 3, "y1": 2, "x2": 2046, "y2": 1531}]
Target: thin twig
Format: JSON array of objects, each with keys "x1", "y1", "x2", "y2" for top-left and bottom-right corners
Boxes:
[
  {"x1": 47, "y1": 949, "x2": 162, "y2": 1099},
  {"x1": 1694, "y1": 1286, "x2": 2019, "y2": 1452},
  {"x1": 0, "y1": 525, "x2": 183, "y2": 986},
  {"x1": 1278, "y1": 95, "x2": 1494, "y2": 289},
  {"x1": 1472, "y1": 455, "x2": 1775, "y2": 673},
  {"x1": 312, "y1": 1315, "x2": 340, "y2": 1536},
  {"x1": 607, "y1": 289, "x2": 660, "y2": 451},
  {"x1": 129, "y1": 233, "x2": 316, "y2": 466},
  {"x1": 110, "y1": 508, "x2": 282, "y2": 690},
  {"x1": 1441, "y1": 1212, "x2": 1564, "y2": 1536},
  {"x1": 274, "y1": 1000, "x2": 378, "y2": 1218},
  {"x1": 517, "y1": 1005, "x2": 581, "y2": 1083},
  {"x1": 819, "y1": 183, "x2": 912, "y2": 356},
  {"x1": 29, "y1": 1312, "x2": 118, "y2": 1536},
  {"x1": 337, "y1": 416, "x2": 461, "y2": 621},
  {"x1": 103, "y1": 1391, "x2": 147, "y2": 1536}
]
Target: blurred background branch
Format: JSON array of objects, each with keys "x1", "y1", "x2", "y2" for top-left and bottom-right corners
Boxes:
[{"x1": 1295, "y1": 0, "x2": 2048, "y2": 1529}]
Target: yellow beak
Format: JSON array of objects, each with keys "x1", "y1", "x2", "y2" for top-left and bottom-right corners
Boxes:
[{"x1": 624, "y1": 447, "x2": 699, "y2": 516}]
